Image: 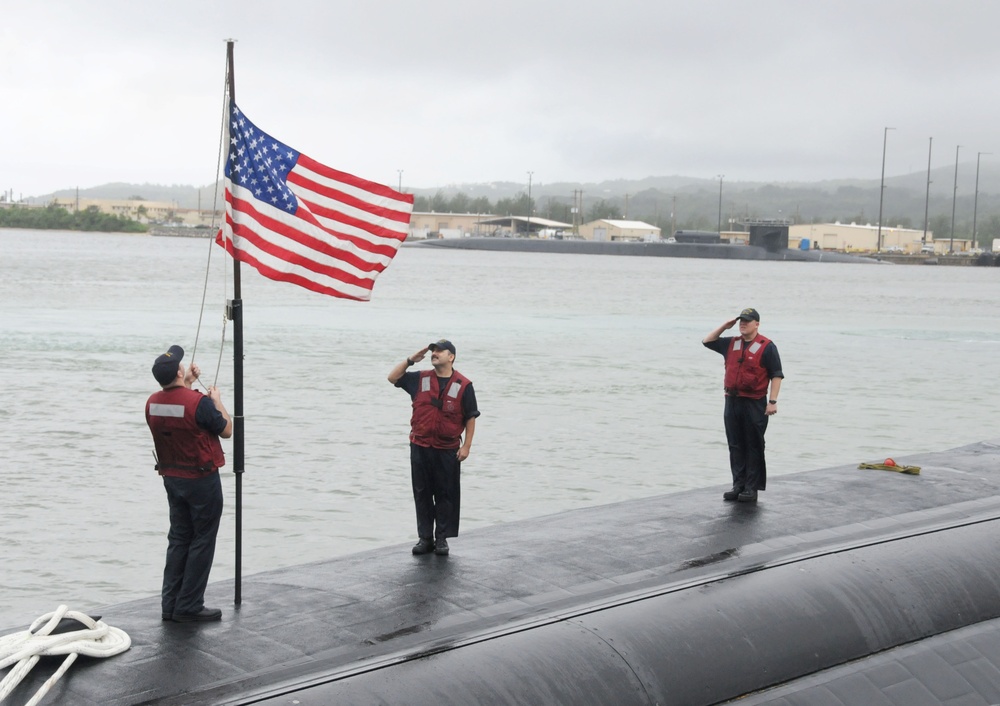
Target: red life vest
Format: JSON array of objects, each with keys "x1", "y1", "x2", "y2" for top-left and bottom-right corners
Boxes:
[
  {"x1": 146, "y1": 386, "x2": 225, "y2": 478},
  {"x1": 409, "y1": 370, "x2": 471, "y2": 449},
  {"x1": 723, "y1": 334, "x2": 773, "y2": 399}
]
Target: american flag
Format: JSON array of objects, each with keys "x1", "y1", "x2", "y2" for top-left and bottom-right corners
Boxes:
[{"x1": 216, "y1": 103, "x2": 414, "y2": 301}]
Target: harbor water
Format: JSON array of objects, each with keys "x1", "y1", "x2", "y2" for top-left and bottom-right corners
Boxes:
[{"x1": 1, "y1": 228, "x2": 998, "y2": 629}]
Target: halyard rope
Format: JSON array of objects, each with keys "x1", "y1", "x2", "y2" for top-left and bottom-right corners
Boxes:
[
  {"x1": 0, "y1": 606, "x2": 130, "y2": 706},
  {"x1": 190, "y1": 47, "x2": 233, "y2": 392}
]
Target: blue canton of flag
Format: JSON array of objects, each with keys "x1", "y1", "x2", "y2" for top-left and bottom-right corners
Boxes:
[{"x1": 226, "y1": 112, "x2": 300, "y2": 213}]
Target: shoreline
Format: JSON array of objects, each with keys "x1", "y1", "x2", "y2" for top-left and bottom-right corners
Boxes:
[{"x1": 5, "y1": 225, "x2": 996, "y2": 266}]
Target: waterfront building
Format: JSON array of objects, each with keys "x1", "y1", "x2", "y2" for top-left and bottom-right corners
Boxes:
[
  {"x1": 49, "y1": 197, "x2": 220, "y2": 228},
  {"x1": 578, "y1": 219, "x2": 660, "y2": 242},
  {"x1": 408, "y1": 211, "x2": 499, "y2": 239},
  {"x1": 469, "y1": 215, "x2": 573, "y2": 238},
  {"x1": 788, "y1": 222, "x2": 957, "y2": 253}
]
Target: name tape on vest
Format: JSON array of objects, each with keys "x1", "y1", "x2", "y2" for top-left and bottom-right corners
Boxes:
[{"x1": 149, "y1": 403, "x2": 185, "y2": 418}]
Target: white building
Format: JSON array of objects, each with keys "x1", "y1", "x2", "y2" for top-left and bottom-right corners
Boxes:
[
  {"x1": 579, "y1": 219, "x2": 661, "y2": 242},
  {"x1": 788, "y1": 222, "x2": 954, "y2": 253},
  {"x1": 408, "y1": 212, "x2": 498, "y2": 239}
]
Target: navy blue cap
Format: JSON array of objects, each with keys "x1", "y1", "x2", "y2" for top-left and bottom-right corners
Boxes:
[
  {"x1": 428, "y1": 339, "x2": 456, "y2": 355},
  {"x1": 152, "y1": 345, "x2": 184, "y2": 385}
]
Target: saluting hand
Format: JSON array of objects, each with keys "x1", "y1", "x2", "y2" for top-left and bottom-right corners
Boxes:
[{"x1": 410, "y1": 346, "x2": 430, "y2": 363}]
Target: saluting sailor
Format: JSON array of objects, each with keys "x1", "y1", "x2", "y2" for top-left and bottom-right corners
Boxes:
[
  {"x1": 702, "y1": 309, "x2": 784, "y2": 503},
  {"x1": 388, "y1": 340, "x2": 480, "y2": 556}
]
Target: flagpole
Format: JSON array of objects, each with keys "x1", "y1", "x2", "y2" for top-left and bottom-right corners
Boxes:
[{"x1": 225, "y1": 39, "x2": 245, "y2": 606}]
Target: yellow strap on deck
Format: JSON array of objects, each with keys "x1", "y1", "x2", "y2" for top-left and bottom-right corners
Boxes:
[{"x1": 858, "y1": 462, "x2": 921, "y2": 475}]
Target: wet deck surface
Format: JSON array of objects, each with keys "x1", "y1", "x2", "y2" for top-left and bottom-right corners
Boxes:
[{"x1": 7, "y1": 440, "x2": 1000, "y2": 704}]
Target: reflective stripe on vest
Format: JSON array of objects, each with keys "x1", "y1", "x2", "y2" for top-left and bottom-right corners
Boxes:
[{"x1": 148, "y1": 403, "x2": 185, "y2": 418}]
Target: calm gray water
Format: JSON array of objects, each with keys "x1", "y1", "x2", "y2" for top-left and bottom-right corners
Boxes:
[{"x1": 2, "y1": 228, "x2": 998, "y2": 629}]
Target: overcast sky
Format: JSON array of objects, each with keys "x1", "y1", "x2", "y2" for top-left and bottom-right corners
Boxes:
[{"x1": 4, "y1": 1, "x2": 999, "y2": 197}]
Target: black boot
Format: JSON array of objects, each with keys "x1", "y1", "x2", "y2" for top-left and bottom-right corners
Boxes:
[{"x1": 412, "y1": 538, "x2": 435, "y2": 555}]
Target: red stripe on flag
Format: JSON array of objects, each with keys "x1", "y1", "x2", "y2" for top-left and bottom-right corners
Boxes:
[
  {"x1": 301, "y1": 197, "x2": 407, "y2": 247},
  {"x1": 228, "y1": 191, "x2": 389, "y2": 276},
  {"x1": 281, "y1": 197, "x2": 402, "y2": 261},
  {"x1": 297, "y1": 154, "x2": 415, "y2": 209},
  {"x1": 288, "y1": 169, "x2": 412, "y2": 226},
  {"x1": 226, "y1": 210, "x2": 377, "y2": 288},
  {"x1": 216, "y1": 227, "x2": 371, "y2": 301}
]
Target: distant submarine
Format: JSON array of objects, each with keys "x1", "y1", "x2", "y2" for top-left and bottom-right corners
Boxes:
[{"x1": 412, "y1": 236, "x2": 881, "y2": 263}]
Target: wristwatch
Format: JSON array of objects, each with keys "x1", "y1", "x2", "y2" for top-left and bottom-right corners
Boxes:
[{"x1": 768, "y1": 399, "x2": 778, "y2": 404}]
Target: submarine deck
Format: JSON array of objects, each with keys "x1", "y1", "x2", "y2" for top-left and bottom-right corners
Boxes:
[{"x1": 7, "y1": 440, "x2": 1000, "y2": 705}]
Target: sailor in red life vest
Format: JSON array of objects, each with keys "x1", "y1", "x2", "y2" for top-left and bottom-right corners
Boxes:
[
  {"x1": 388, "y1": 339, "x2": 480, "y2": 556},
  {"x1": 146, "y1": 345, "x2": 232, "y2": 622},
  {"x1": 702, "y1": 308, "x2": 784, "y2": 503}
]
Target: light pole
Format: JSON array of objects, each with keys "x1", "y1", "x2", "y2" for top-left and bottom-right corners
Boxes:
[
  {"x1": 876, "y1": 127, "x2": 894, "y2": 253},
  {"x1": 717, "y1": 175, "x2": 724, "y2": 235},
  {"x1": 922, "y1": 137, "x2": 933, "y2": 245},
  {"x1": 397, "y1": 170, "x2": 403, "y2": 192},
  {"x1": 972, "y1": 152, "x2": 991, "y2": 251},
  {"x1": 950, "y1": 145, "x2": 961, "y2": 253},
  {"x1": 526, "y1": 171, "x2": 533, "y2": 236}
]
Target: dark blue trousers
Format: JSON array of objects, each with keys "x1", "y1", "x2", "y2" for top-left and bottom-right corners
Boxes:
[
  {"x1": 162, "y1": 473, "x2": 223, "y2": 616},
  {"x1": 723, "y1": 396, "x2": 769, "y2": 492},
  {"x1": 410, "y1": 443, "x2": 461, "y2": 540}
]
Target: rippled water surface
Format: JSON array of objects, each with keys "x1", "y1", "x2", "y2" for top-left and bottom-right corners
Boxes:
[{"x1": 2, "y1": 228, "x2": 998, "y2": 628}]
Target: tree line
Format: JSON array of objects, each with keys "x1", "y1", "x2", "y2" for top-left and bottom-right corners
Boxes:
[
  {"x1": 413, "y1": 192, "x2": 624, "y2": 224},
  {"x1": 0, "y1": 204, "x2": 147, "y2": 233}
]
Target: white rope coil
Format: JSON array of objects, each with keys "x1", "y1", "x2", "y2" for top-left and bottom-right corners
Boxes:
[{"x1": 0, "y1": 606, "x2": 131, "y2": 706}]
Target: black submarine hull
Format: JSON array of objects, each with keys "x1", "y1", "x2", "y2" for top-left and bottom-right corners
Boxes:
[
  {"x1": 6, "y1": 440, "x2": 1000, "y2": 704},
  {"x1": 412, "y1": 236, "x2": 881, "y2": 263}
]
